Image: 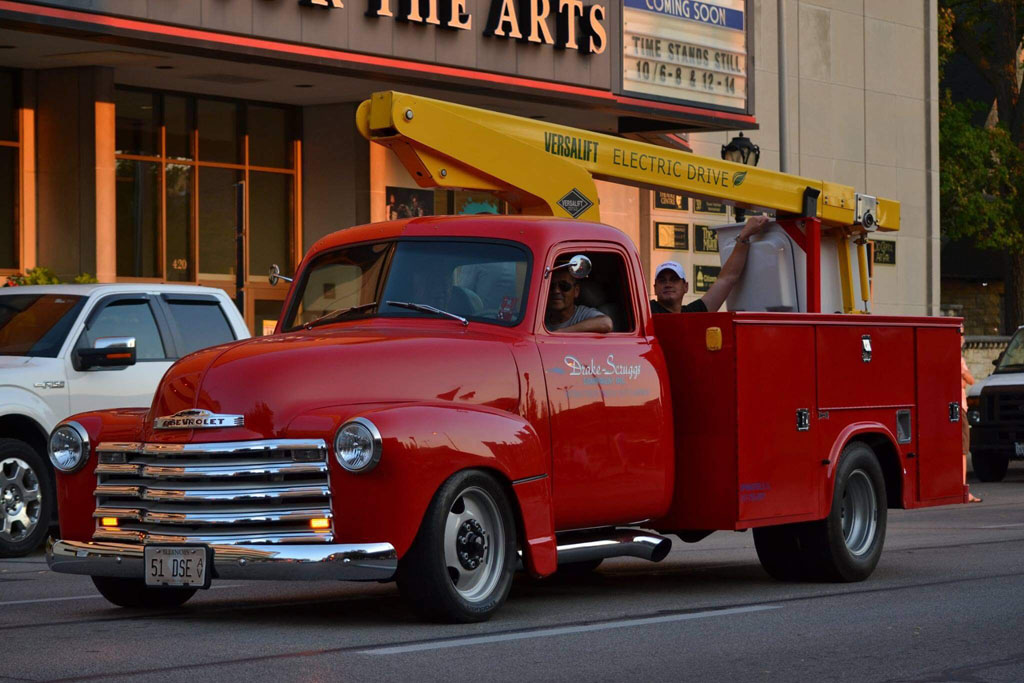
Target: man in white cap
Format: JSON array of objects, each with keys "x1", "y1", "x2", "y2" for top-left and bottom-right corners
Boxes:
[{"x1": 651, "y1": 215, "x2": 770, "y2": 314}]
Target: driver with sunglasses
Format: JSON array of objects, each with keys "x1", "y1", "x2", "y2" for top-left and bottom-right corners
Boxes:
[{"x1": 545, "y1": 266, "x2": 613, "y2": 333}]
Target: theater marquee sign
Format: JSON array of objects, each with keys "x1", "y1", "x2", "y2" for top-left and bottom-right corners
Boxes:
[
  {"x1": 622, "y1": 0, "x2": 749, "y2": 111},
  {"x1": 300, "y1": 0, "x2": 608, "y2": 53}
]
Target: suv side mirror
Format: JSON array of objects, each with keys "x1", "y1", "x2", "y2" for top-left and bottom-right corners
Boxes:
[{"x1": 75, "y1": 337, "x2": 137, "y2": 370}]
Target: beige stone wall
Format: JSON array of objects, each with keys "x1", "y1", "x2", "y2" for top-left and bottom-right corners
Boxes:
[{"x1": 681, "y1": 0, "x2": 939, "y2": 317}]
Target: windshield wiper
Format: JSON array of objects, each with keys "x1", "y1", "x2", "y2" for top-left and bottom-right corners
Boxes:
[
  {"x1": 385, "y1": 300, "x2": 468, "y2": 327},
  {"x1": 304, "y1": 302, "x2": 378, "y2": 330}
]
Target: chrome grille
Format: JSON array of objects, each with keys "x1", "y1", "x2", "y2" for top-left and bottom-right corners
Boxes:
[{"x1": 93, "y1": 439, "x2": 333, "y2": 545}]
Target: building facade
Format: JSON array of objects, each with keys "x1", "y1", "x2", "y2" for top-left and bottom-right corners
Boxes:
[{"x1": 0, "y1": 0, "x2": 938, "y2": 331}]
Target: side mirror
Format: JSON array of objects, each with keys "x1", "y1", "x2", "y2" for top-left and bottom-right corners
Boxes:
[
  {"x1": 546, "y1": 254, "x2": 592, "y2": 279},
  {"x1": 269, "y1": 264, "x2": 293, "y2": 287},
  {"x1": 75, "y1": 337, "x2": 137, "y2": 371},
  {"x1": 993, "y1": 351, "x2": 1005, "y2": 367}
]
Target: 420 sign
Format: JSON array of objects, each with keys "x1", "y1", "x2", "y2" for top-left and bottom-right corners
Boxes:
[{"x1": 302, "y1": 0, "x2": 608, "y2": 54}]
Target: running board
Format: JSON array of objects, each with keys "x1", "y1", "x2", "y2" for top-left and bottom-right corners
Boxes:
[{"x1": 556, "y1": 527, "x2": 672, "y2": 564}]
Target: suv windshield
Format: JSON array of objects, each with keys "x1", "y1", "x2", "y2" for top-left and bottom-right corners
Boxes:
[
  {"x1": 0, "y1": 294, "x2": 87, "y2": 357},
  {"x1": 283, "y1": 240, "x2": 530, "y2": 331},
  {"x1": 995, "y1": 329, "x2": 1024, "y2": 373}
]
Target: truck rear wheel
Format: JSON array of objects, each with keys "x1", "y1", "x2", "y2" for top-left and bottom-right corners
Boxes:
[
  {"x1": 397, "y1": 470, "x2": 517, "y2": 623},
  {"x1": 91, "y1": 576, "x2": 196, "y2": 609},
  {"x1": 755, "y1": 442, "x2": 886, "y2": 583},
  {"x1": 972, "y1": 453, "x2": 1009, "y2": 482},
  {"x1": 0, "y1": 439, "x2": 53, "y2": 558}
]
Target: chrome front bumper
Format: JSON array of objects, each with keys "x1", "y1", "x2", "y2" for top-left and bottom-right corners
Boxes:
[{"x1": 47, "y1": 538, "x2": 397, "y2": 582}]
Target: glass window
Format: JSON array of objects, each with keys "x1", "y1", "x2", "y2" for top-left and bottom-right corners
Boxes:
[
  {"x1": 115, "y1": 90, "x2": 159, "y2": 156},
  {"x1": 249, "y1": 172, "x2": 291, "y2": 277},
  {"x1": 164, "y1": 299, "x2": 236, "y2": 355},
  {"x1": 84, "y1": 299, "x2": 165, "y2": 360},
  {"x1": 0, "y1": 70, "x2": 14, "y2": 142},
  {"x1": 165, "y1": 163, "x2": 193, "y2": 281},
  {"x1": 198, "y1": 99, "x2": 240, "y2": 164},
  {"x1": 248, "y1": 105, "x2": 290, "y2": 168},
  {"x1": 0, "y1": 146, "x2": 15, "y2": 269},
  {"x1": 198, "y1": 167, "x2": 241, "y2": 277},
  {"x1": 285, "y1": 242, "x2": 392, "y2": 330},
  {"x1": 254, "y1": 299, "x2": 283, "y2": 336},
  {"x1": 115, "y1": 160, "x2": 160, "y2": 278},
  {"x1": 0, "y1": 294, "x2": 85, "y2": 357},
  {"x1": 379, "y1": 241, "x2": 531, "y2": 324},
  {"x1": 165, "y1": 95, "x2": 193, "y2": 160}
]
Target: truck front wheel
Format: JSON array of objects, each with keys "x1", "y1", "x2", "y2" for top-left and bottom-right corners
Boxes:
[
  {"x1": 91, "y1": 576, "x2": 196, "y2": 609},
  {"x1": 972, "y1": 452, "x2": 1009, "y2": 482},
  {"x1": 0, "y1": 439, "x2": 53, "y2": 558},
  {"x1": 397, "y1": 470, "x2": 517, "y2": 623}
]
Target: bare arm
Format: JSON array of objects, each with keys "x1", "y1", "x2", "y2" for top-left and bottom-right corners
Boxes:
[
  {"x1": 560, "y1": 314, "x2": 614, "y2": 333},
  {"x1": 699, "y1": 215, "x2": 770, "y2": 312}
]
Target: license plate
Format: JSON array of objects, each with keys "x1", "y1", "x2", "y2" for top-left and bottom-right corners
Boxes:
[{"x1": 144, "y1": 545, "x2": 211, "y2": 589}]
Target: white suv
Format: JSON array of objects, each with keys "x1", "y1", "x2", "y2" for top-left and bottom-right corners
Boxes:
[{"x1": 0, "y1": 284, "x2": 249, "y2": 556}]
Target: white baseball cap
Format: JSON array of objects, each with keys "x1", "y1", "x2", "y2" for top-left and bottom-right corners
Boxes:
[{"x1": 655, "y1": 261, "x2": 687, "y2": 282}]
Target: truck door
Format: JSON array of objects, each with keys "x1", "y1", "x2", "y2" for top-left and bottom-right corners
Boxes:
[
  {"x1": 66, "y1": 295, "x2": 176, "y2": 413},
  {"x1": 536, "y1": 245, "x2": 672, "y2": 530}
]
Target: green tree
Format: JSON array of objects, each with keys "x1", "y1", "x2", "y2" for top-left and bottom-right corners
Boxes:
[{"x1": 939, "y1": 0, "x2": 1024, "y2": 330}]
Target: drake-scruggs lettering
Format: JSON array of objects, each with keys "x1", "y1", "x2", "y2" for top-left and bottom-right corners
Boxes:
[{"x1": 565, "y1": 355, "x2": 642, "y2": 380}]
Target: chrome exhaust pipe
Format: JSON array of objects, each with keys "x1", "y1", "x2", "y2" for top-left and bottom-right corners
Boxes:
[{"x1": 556, "y1": 527, "x2": 672, "y2": 565}]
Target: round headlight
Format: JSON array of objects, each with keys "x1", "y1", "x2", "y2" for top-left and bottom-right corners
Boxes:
[
  {"x1": 967, "y1": 409, "x2": 981, "y2": 426},
  {"x1": 49, "y1": 422, "x2": 90, "y2": 473},
  {"x1": 334, "y1": 418, "x2": 382, "y2": 473}
]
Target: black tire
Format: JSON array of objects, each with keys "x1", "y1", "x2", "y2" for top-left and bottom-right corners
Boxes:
[
  {"x1": 0, "y1": 438, "x2": 54, "y2": 558},
  {"x1": 91, "y1": 576, "x2": 196, "y2": 609},
  {"x1": 397, "y1": 470, "x2": 517, "y2": 623},
  {"x1": 972, "y1": 453, "x2": 1009, "y2": 482},
  {"x1": 755, "y1": 442, "x2": 887, "y2": 583}
]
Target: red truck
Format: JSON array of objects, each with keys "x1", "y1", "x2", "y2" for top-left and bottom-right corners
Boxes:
[{"x1": 46, "y1": 214, "x2": 963, "y2": 622}]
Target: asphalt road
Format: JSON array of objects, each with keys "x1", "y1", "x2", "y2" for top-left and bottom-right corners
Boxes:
[{"x1": 3, "y1": 464, "x2": 1023, "y2": 683}]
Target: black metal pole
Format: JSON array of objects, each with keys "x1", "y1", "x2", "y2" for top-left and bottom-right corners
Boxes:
[{"x1": 234, "y1": 181, "x2": 245, "y2": 314}]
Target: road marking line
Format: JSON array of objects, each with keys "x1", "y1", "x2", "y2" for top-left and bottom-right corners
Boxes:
[
  {"x1": 979, "y1": 523, "x2": 1024, "y2": 529},
  {"x1": 361, "y1": 604, "x2": 781, "y2": 656},
  {"x1": 0, "y1": 584, "x2": 242, "y2": 606}
]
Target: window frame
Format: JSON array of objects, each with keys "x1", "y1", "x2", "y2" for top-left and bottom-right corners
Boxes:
[
  {"x1": 0, "y1": 69, "x2": 22, "y2": 276},
  {"x1": 76, "y1": 294, "x2": 176, "y2": 364},
  {"x1": 113, "y1": 86, "x2": 301, "y2": 292}
]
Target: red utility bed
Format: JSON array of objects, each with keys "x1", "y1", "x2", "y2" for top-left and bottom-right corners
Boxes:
[{"x1": 653, "y1": 312, "x2": 965, "y2": 532}]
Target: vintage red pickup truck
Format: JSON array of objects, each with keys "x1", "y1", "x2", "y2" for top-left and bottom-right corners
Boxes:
[{"x1": 46, "y1": 214, "x2": 963, "y2": 622}]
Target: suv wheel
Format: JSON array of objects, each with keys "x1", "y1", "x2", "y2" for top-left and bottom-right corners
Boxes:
[{"x1": 0, "y1": 439, "x2": 53, "y2": 558}]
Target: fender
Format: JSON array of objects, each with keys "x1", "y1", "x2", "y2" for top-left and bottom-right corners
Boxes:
[
  {"x1": 52, "y1": 408, "x2": 149, "y2": 542},
  {"x1": 822, "y1": 422, "x2": 904, "y2": 514},
  {"x1": 0, "y1": 389, "x2": 62, "y2": 434},
  {"x1": 287, "y1": 402, "x2": 556, "y2": 577}
]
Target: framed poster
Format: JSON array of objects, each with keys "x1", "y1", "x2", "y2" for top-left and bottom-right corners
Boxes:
[
  {"x1": 694, "y1": 225, "x2": 719, "y2": 253},
  {"x1": 655, "y1": 191, "x2": 688, "y2": 211},
  {"x1": 871, "y1": 240, "x2": 896, "y2": 265},
  {"x1": 386, "y1": 187, "x2": 435, "y2": 219},
  {"x1": 694, "y1": 265, "x2": 721, "y2": 293},
  {"x1": 694, "y1": 198, "x2": 728, "y2": 214},
  {"x1": 655, "y1": 222, "x2": 689, "y2": 250}
]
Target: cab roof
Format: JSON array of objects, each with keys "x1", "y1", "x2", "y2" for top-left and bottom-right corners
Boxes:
[{"x1": 304, "y1": 215, "x2": 633, "y2": 261}]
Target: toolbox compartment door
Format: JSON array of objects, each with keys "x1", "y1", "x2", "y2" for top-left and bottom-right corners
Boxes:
[{"x1": 915, "y1": 327, "x2": 964, "y2": 502}]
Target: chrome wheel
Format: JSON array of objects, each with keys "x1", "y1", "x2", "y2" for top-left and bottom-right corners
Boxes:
[
  {"x1": 442, "y1": 486, "x2": 505, "y2": 603},
  {"x1": 841, "y1": 469, "x2": 877, "y2": 557},
  {"x1": 1, "y1": 456, "x2": 42, "y2": 544}
]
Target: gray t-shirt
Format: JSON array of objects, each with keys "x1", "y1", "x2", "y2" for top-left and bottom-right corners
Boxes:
[{"x1": 548, "y1": 304, "x2": 605, "y2": 331}]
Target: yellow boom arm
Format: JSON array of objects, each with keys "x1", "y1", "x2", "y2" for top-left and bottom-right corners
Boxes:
[{"x1": 356, "y1": 91, "x2": 899, "y2": 232}]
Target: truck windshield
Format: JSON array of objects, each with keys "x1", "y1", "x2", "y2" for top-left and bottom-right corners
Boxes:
[
  {"x1": 0, "y1": 294, "x2": 87, "y2": 357},
  {"x1": 283, "y1": 240, "x2": 531, "y2": 330},
  {"x1": 995, "y1": 330, "x2": 1024, "y2": 373}
]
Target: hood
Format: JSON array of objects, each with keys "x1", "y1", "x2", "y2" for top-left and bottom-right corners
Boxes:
[
  {"x1": 143, "y1": 322, "x2": 521, "y2": 441},
  {"x1": 969, "y1": 370, "x2": 1024, "y2": 397}
]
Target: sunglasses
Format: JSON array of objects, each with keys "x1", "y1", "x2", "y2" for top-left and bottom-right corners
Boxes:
[{"x1": 552, "y1": 280, "x2": 575, "y2": 293}]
